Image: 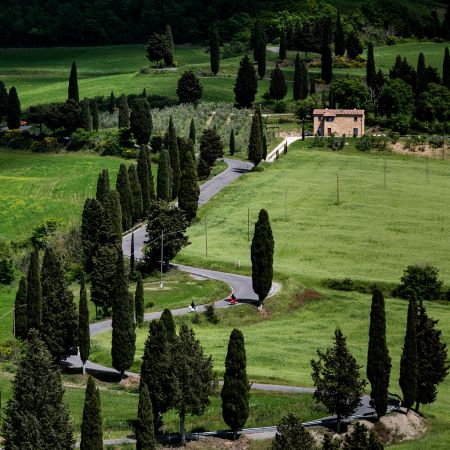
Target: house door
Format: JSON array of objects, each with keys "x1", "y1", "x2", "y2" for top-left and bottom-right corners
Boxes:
[
  {"x1": 353, "y1": 128, "x2": 359, "y2": 137},
  {"x1": 327, "y1": 128, "x2": 332, "y2": 136}
]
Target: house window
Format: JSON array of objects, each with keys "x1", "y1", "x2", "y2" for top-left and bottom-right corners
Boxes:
[
  {"x1": 317, "y1": 116, "x2": 322, "y2": 121},
  {"x1": 326, "y1": 117, "x2": 334, "y2": 122},
  {"x1": 354, "y1": 116, "x2": 358, "y2": 122}
]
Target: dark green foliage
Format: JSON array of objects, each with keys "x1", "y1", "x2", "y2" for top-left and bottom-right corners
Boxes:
[
  {"x1": 310, "y1": 77, "x2": 316, "y2": 94},
  {"x1": 118, "y1": 94, "x2": 130, "y2": 129},
  {"x1": 128, "y1": 164, "x2": 143, "y2": 222},
  {"x1": 197, "y1": 157, "x2": 211, "y2": 180},
  {"x1": 40, "y1": 247, "x2": 78, "y2": 362},
  {"x1": 177, "y1": 70, "x2": 203, "y2": 104},
  {"x1": 311, "y1": 329, "x2": 366, "y2": 433},
  {"x1": 130, "y1": 232, "x2": 135, "y2": 274},
  {"x1": 135, "y1": 272, "x2": 144, "y2": 327},
  {"x1": 100, "y1": 190, "x2": 122, "y2": 245},
  {"x1": 335, "y1": 11, "x2": 345, "y2": 56},
  {"x1": 136, "y1": 383, "x2": 156, "y2": 450},
  {"x1": 330, "y1": 78, "x2": 369, "y2": 109},
  {"x1": 164, "y1": 25, "x2": 175, "y2": 67},
  {"x1": 92, "y1": 101, "x2": 99, "y2": 131},
  {"x1": 130, "y1": 98, "x2": 152, "y2": 146},
  {"x1": 221, "y1": 329, "x2": 250, "y2": 439},
  {"x1": 111, "y1": 250, "x2": 136, "y2": 377},
  {"x1": 168, "y1": 116, "x2": 181, "y2": 199},
  {"x1": 189, "y1": 118, "x2": 196, "y2": 145},
  {"x1": 321, "y1": 25, "x2": 333, "y2": 84},
  {"x1": 51, "y1": 99, "x2": 82, "y2": 133},
  {"x1": 80, "y1": 375, "x2": 103, "y2": 450},
  {"x1": 271, "y1": 414, "x2": 315, "y2": 450},
  {"x1": 157, "y1": 149, "x2": 172, "y2": 201},
  {"x1": 96, "y1": 169, "x2": 110, "y2": 204},
  {"x1": 91, "y1": 244, "x2": 117, "y2": 315},
  {"x1": 389, "y1": 56, "x2": 416, "y2": 87},
  {"x1": 178, "y1": 136, "x2": 195, "y2": 168},
  {"x1": 279, "y1": 31, "x2": 287, "y2": 61},
  {"x1": 81, "y1": 98, "x2": 92, "y2": 131},
  {"x1": 443, "y1": 47, "x2": 450, "y2": 90},
  {"x1": 160, "y1": 308, "x2": 176, "y2": 342},
  {"x1": 367, "y1": 288, "x2": 391, "y2": 418},
  {"x1": 252, "y1": 20, "x2": 264, "y2": 62},
  {"x1": 229, "y1": 129, "x2": 235, "y2": 155},
  {"x1": 301, "y1": 60, "x2": 309, "y2": 99},
  {"x1": 367, "y1": 43, "x2": 376, "y2": 88},
  {"x1": 210, "y1": 29, "x2": 220, "y2": 75},
  {"x1": 416, "y1": 300, "x2": 449, "y2": 410},
  {"x1": 257, "y1": 107, "x2": 267, "y2": 160},
  {"x1": 293, "y1": 53, "x2": 302, "y2": 101},
  {"x1": 346, "y1": 32, "x2": 363, "y2": 59},
  {"x1": 247, "y1": 113, "x2": 263, "y2": 166},
  {"x1": 14, "y1": 276, "x2": 28, "y2": 340},
  {"x1": 81, "y1": 198, "x2": 103, "y2": 274},
  {"x1": 257, "y1": 39, "x2": 267, "y2": 80},
  {"x1": 344, "y1": 423, "x2": 384, "y2": 449},
  {"x1": 1, "y1": 330, "x2": 74, "y2": 449},
  {"x1": 146, "y1": 33, "x2": 170, "y2": 67},
  {"x1": 269, "y1": 64, "x2": 287, "y2": 100},
  {"x1": 199, "y1": 127, "x2": 224, "y2": 167},
  {"x1": 173, "y1": 324, "x2": 214, "y2": 445},
  {"x1": 116, "y1": 163, "x2": 134, "y2": 231},
  {"x1": 178, "y1": 151, "x2": 199, "y2": 222},
  {"x1": 399, "y1": 293, "x2": 418, "y2": 409},
  {"x1": 79, "y1": 273, "x2": 90, "y2": 371},
  {"x1": 322, "y1": 433, "x2": 341, "y2": 450},
  {"x1": 137, "y1": 147, "x2": 154, "y2": 216},
  {"x1": 234, "y1": 55, "x2": 257, "y2": 108},
  {"x1": 7, "y1": 86, "x2": 21, "y2": 130},
  {"x1": 443, "y1": 3, "x2": 450, "y2": 40},
  {"x1": 378, "y1": 78, "x2": 414, "y2": 118},
  {"x1": 68, "y1": 61, "x2": 79, "y2": 103},
  {"x1": 26, "y1": 247, "x2": 42, "y2": 331},
  {"x1": 0, "y1": 80, "x2": 9, "y2": 121},
  {"x1": 108, "y1": 91, "x2": 116, "y2": 114},
  {"x1": 0, "y1": 258, "x2": 14, "y2": 284},
  {"x1": 251, "y1": 209, "x2": 274, "y2": 306},
  {"x1": 394, "y1": 264, "x2": 443, "y2": 301},
  {"x1": 140, "y1": 320, "x2": 175, "y2": 430},
  {"x1": 143, "y1": 201, "x2": 189, "y2": 271}
]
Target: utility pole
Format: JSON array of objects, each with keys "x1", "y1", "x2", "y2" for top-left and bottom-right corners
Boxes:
[
  {"x1": 384, "y1": 159, "x2": 387, "y2": 189},
  {"x1": 336, "y1": 172, "x2": 340, "y2": 205},
  {"x1": 160, "y1": 230, "x2": 164, "y2": 289},
  {"x1": 13, "y1": 306, "x2": 17, "y2": 361},
  {"x1": 426, "y1": 157, "x2": 429, "y2": 183},
  {"x1": 205, "y1": 215, "x2": 208, "y2": 256},
  {"x1": 285, "y1": 188, "x2": 288, "y2": 221},
  {"x1": 247, "y1": 207, "x2": 250, "y2": 242}
]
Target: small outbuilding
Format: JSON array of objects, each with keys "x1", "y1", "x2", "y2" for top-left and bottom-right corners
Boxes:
[{"x1": 313, "y1": 109, "x2": 365, "y2": 137}]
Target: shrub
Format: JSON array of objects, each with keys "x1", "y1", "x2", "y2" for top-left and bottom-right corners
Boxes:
[
  {"x1": 192, "y1": 313, "x2": 201, "y2": 325},
  {"x1": 0, "y1": 258, "x2": 14, "y2": 284},
  {"x1": 150, "y1": 135, "x2": 163, "y2": 153},
  {"x1": 31, "y1": 217, "x2": 63, "y2": 248},
  {"x1": 273, "y1": 101, "x2": 287, "y2": 113},
  {"x1": 0, "y1": 129, "x2": 32, "y2": 149},
  {"x1": 204, "y1": 303, "x2": 219, "y2": 324},
  {"x1": 30, "y1": 137, "x2": 59, "y2": 153},
  {"x1": 68, "y1": 128, "x2": 97, "y2": 151},
  {"x1": 0, "y1": 341, "x2": 14, "y2": 362},
  {"x1": 393, "y1": 264, "x2": 443, "y2": 301}
]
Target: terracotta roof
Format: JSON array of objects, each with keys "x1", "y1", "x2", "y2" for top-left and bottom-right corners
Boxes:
[{"x1": 313, "y1": 109, "x2": 364, "y2": 116}]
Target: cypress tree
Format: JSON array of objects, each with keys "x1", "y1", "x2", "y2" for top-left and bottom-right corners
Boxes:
[
  {"x1": 443, "y1": 47, "x2": 450, "y2": 89},
  {"x1": 79, "y1": 273, "x2": 90, "y2": 375},
  {"x1": 14, "y1": 276, "x2": 28, "y2": 340},
  {"x1": 1, "y1": 330, "x2": 74, "y2": 449},
  {"x1": 118, "y1": 94, "x2": 130, "y2": 129},
  {"x1": 40, "y1": 246, "x2": 78, "y2": 362},
  {"x1": 137, "y1": 148, "x2": 153, "y2": 216},
  {"x1": 269, "y1": 64, "x2": 287, "y2": 100},
  {"x1": 257, "y1": 38, "x2": 267, "y2": 80},
  {"x1": 346, "y1": 32, "x2": 363, "y2": 59},
  {"x1": 417, "y1": 52, "x2": 427, "y2": 93},
  {"x1": 221, "y1": 328, "x2": 250, "y2": 440},
  {"x1": 256, "y1": 107, "x2": 267, "y2": 160},
  {"x1": 335, "y1": 11, "x2": 345, "y2": 56},
  {"x1": 7, "y1": 86, "x2": 21, "y2": 130},
  {"x1": 367, "y1": 43, "x2": 376, "y2": 88},
  {"x1": 81, "y1": 198, "x2": 103, "y2": 274},
  {"x1": 130, "y1": 232, "x2": 135, "y2": 274},
  {"x1": 199, "y1": 127, "x2": 224, "y2": 167},
  {"x1": 160, "y1": 308, "x2": 176, "y2": 342},
  {"x1": 0, "y1": 80, "x2": 9, "y2": 121},
  {"x1": 111, "y1": 250, "x2": 136, "y2": 378},
  {"x1": 108, "y1": 91, "x2": 116, "y2": 113},
  {"x1": 178, "y1": 136, "x2": 195, "y2": 168},
  {"x1": 210, "y1": 29, "x2": 220, "y2": 75},
  {"x1": 229, "y1": 129, "x2": 235, "y2": 155},
  {"x1": 301, "y1": 60, "x2": 309, "y2": 99},
  {"x1": 100, "y1": 190, "x2": 122, "y2": 246},
  {"x1": 178, "y1": 151, "x2": 199, "y2": 222},
  {"x1": 81, "y1": 98, "x2": 92, "y2": 131},
  {"x1": 279, "y1": 30, "x2": 287, "y2": 61},
  {"x1": 164, "y1": 24, "x2": 175, "y2": 67},
  {"x1": 177, "y1": 71, "x2": 203, "y2": 104},
  {"x1": 399, "y1": 293, "x2": 418, "y2": 410},
  {"x1": 247, "y1": 112, "x2": 263, "y2": 166},
  {"x1": 68, "y1": 61, "x2": 79, "y2": 103},
  {"x1": 252, "y1": 20, "x2": 264, "y2": 61},
  {"x1": 167, "y1": 116, "x2": 181, "y2": 199},
  {"x1": 130, "y1": 98, "x2": 152, "y2": 146},
  {"x1": 80, "y1": 375, "x2": 103, "y2": 450},
  {"x1": 96, "y1": 169, "x2": 110, "y2": 205},
  {"x1": 92, "y1": 101, "x2": 99, "y2": 131},
  {"x1": 367, "y1": 287, "x2": 391, "y2": 418},
  {"x1": 157, "y1": 149, "x2": 172, "y2": 201},
  {"x1": 189, "y1": 118, "x2": 196, "y2": 145},
  {"x1": 310, "y1": 77, "x2": 316, "y2": 94},
  {"x1": 293, "y1": 53, "x2": 302, "y2": 101},
  {"x1": 321, "y1": 22, "x2": 333, "y2": 84},
  {"x1": 197, "y1": 156, "x2": 211, "y2": 180},
  {"x1": 26, "y1": 246, "x2": 41, "y2": 331},
  {"x1": 135, "y1": 271, "x2": 145, "y2": 327},
  {"x1": 136, "y1": 383, "x2": 156, "y2": 450},
  {"x1": 116, "y1": 163, "x2": 134, "y2": 231},
  {"x1": 128, "y1": 164, "x2": 144, "y2": 222},
  {"x1": 443, "y1": 2, "x2": 450, "y2": 40},
  {"x1": 234, "y1": 55, "x2": 258, "y2": 108},
  {"x1": 251, "y1": 209, "x2": 274, "y2": 307},
  {"x1": 272, "y1": 414, "x2": 316, "y2": 450},
  {"x1": 416, "y1": 299, "x2": 449, "y2": 411}
]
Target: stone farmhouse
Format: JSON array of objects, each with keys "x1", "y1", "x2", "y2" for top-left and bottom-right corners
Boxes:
[{"x1": 313, "y1": 109, "x2": 365, "y2": 137}]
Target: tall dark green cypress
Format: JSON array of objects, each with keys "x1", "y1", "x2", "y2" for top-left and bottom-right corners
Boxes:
[
  {"x1": 80, "y1": 375, "x2": 103, "y2": 450},
  {"x1": 178, "y1": 151, "x2": 199, "y2": 222},
  {"x1": 229, "y1": 129, "x2": 235, "y2": 155},
  {"x1": 234, "y1": 55, "x2": 258, "y2": 108},
  {"x1": 443, "y1": 47, "x2": 450, "y2": 89},
  {"x1": 79, "y1": 273, "x2": 90, "y2": 375},
  {"x1": 81, "y1": 98, "x2": 92, "y2": 131},
  {"x1": 366, "y1": 43, "x2": 376, "y2": 88},
  {"x1": 221, "y1": 328, "x2": 250, "y2": 440},
  {"x1": 210, "y1": 29, "x2": 220, "y2": 75},
  {"x1": 0, "y1": 80, "x2": 8, "y2": 121},
  {"x1": 118, "y1": 94, "x2": 130, "y2": 129},
  {"x1": 293, "y1": 53, "x2": 302, "y2": 101},
  {"x1": 111, "y1": 250, "x2": 136, "y2": 377},
  {"x1": 310, "y1": 77, "x2": 316, "y2": 94},
  {"x1": 135, "y1": 271, "x2": 144, "y2": 327},
  {"x1": 335, "y1": 11, "x2": 345, "y2": 56},
  {"x1": 164, "y1": 24, "x2": 175, "y2": 67},
  {"x1": 279, "y1": 30, "x2": 287, "y2": 61},
  {"x1": 399, "y1": 293, "x2": 418, "y2": 410},
  {"x1": 145, "y1": 145, "x2": 155, "y2": 200},
  {"x1": 81, "y1": 198, "x2": 103, "y2": 274},
  {"x1": 130, "y1": 232, "x2": 135, "y2": 274},
  {"x1": 96, "y1": 169, "x2": 110, "y2": 205},
  {"x1": 14, "y1": 276, "x2": 28, "y2": 340},
  {"x1": 40, "y1": 246, "x2": 78, "y2": 362},
  {"x1": 116, "y1": 163, "x2": 134, "y2": 231},
  {"x1": 130, "y1": 98, "x2": 152, "y2": 146},
  {"x1": 160, "y1": 308, "x2": 176, "y2": 342},
  {"x1": 92, "y1": 101, "x2": 99, "y2": 131},
  {"x1": 7, "y1": 86, "x2": 21, "y2": 130},
  {"x1": 167, "y1": 116, "x2": 180, "y2": 199},
  {"x1": 301, "y1": 60, "x2": 309, "y2": 99},
  {"x1": 157, "y1": 149, "x2": 172, "y2": 201},
  {"x1": 417, "y1": 52, "x2": 427, "y2": 93},
  {"x1": 321, "y1": 22, "x2": 333, "y2": 84},
  {"x1": 68, "y1": 61, "x2": 79, "y2": 103},
  {"x1": 100, "y1": 190, "x2": 122, "y2": 246},
  {"x1": 257, "y1": 38, "x2": 267, "y2": 80},
  {"x1": 256, "y1": 107, "x2": 267, "y2": 160},
  {"x1": 367, "y1": 287, "x2": 391, "y2": 418},
  {"x1": 251, "y1": 209, "x2": 274, "y2": 307},
  {"x1": 128, "y1": 164, "x2": 143, "y2": 222},
  {"x1": 108, "y1": 91, "x2": 116, "y2": 113},
  {"x1": 136, "y1": 383, "x2": 156, "y2": 450},
  {"x1": 137, "y1": 148, "x2": 152, "y2": 216},
  {"x1": 269, "y1": 64, "x2": 287, "y2": 100},
  {"x1": 189, "y1": 118, "x2": 196, "y2": 145},
  {"x1": 26, "y1": 247, "x2": 41, "y2": 331},
  {"x1": 247, "y1": 112, "x2": 263, "y2": 166}
]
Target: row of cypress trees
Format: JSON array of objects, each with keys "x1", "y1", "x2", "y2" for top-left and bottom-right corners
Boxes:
[{"x1": 0, "y1": 82, "x2": 22, "y2": 130}]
